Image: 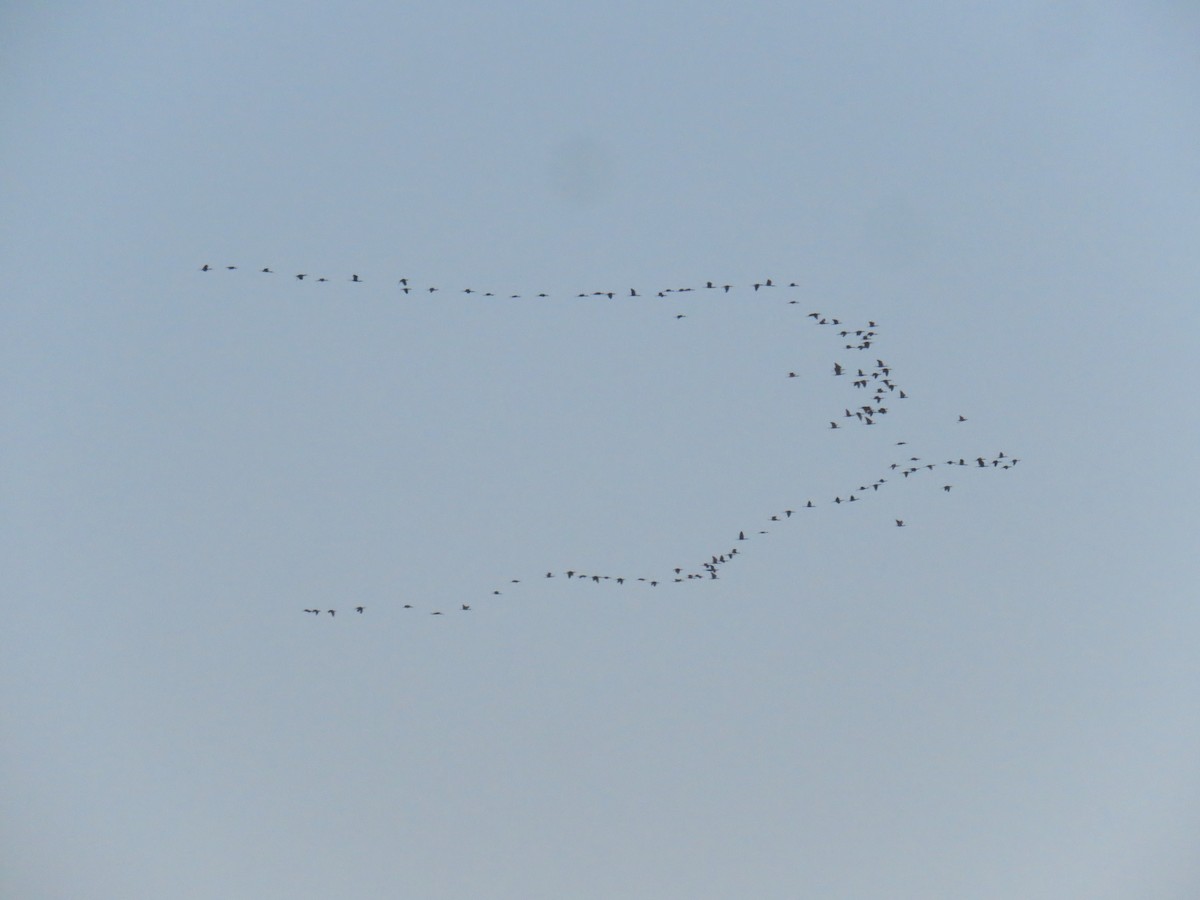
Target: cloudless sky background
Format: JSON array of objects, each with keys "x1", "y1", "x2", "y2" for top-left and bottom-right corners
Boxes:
[{"x1": 3, "y1": 2, "x2": 1199, "y2": 897}]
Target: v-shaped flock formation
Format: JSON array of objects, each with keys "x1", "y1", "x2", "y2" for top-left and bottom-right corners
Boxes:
[{"x1": 198, "y1": 265, "x2": 1020, "y2": 619}]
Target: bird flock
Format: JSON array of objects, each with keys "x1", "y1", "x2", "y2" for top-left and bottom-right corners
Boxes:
[{"x1": 198, "y1": 264, "x2": 1021, "y2": 620}]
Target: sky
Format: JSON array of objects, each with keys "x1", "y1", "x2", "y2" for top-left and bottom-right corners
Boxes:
[{"x1": 3, "y1": 2, "x2": 1200, "y2": 897}]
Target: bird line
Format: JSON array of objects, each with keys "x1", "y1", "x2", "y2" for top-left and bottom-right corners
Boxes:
[{"x1": 197, "y1": 265, "x2": 1021, "y2": 620}]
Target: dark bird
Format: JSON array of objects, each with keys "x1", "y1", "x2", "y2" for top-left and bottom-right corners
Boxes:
[
  {"x1": 351, "y1": 274, "x2": 362, "y2": 282},
  {"x1": 461, "y1": 604, "x2": 471, "y2": 611},
  {"x1": 296, "y1": 273, "x2": 307, "y2": 280},
  {"x1": 200, "y1": 264, "x2": 211, "y2": 271},
  {"x1": 261, "y1": 267, "x2": 273, "y2": 273},
  {"x1": 958, "y1": 415, "x2": 967, "y2": 422},
  {"x1": 327, "y1": 609, "x2": 335, "y2": 616},
  {"x1": 738, "y1": 531, "x2": 746, "y2": 541},
  {"x1": 355, "y1": 606, "x2": 364, "y2": 613},
  {"x1": 833, "y1": 363, "x2": 844, "y2": 376},
  {"x1": 895, "y1": 520, "x2": 905, "y2": 527}
]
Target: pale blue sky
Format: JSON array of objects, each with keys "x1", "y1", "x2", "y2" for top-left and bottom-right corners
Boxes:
[{"x1": 3, "y1": 2, "x2": 1199, "y2": 898}]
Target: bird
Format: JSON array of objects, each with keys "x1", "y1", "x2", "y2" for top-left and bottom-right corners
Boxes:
[
  {"x1": 296, "y1": 273, "x2": 307, "y2": 280},
  {"x1": 327, "y1": 609, "x2": 335, "y2": 616},
  {"x1": 461, "y1": 604, "x2": 471, "y2": 611},
  {"x1": 355, "y1": 606, "x2": 364, "y2": 613},
  {"x1": 200, "y1": 264, "x2": 211, "y2": 271},
  {"x1": 895, "y1": 520, "x2": 905, "y2": 527},
  {"x1": 351, "y1": 274, "x2": 362, "y2": 282}
]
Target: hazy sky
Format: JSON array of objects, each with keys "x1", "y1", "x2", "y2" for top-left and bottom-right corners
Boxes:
[{"x1": 3, "y1": 2, "x2": 1200, "y2": 898}]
